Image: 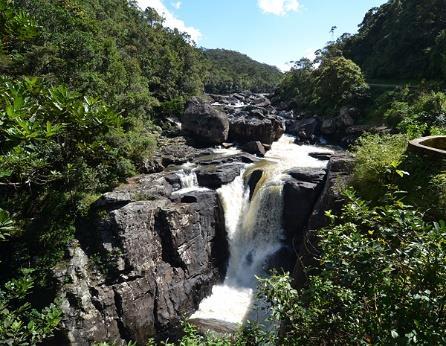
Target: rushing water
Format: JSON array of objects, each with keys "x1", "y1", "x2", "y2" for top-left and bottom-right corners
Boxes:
[
  {"x1": 173, "y1": 163, "x2": 210, "y2": 195},
  {"x1": 191, "y1": 135, "x2": 331, "y2": 324}
]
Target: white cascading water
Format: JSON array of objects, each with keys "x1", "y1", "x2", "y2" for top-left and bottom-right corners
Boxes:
[
  {"x1": 191, "y1": 134, "x2": 331, "y2": 324},
  {"x1": 173, "y1": 162, "x2": 209, "y2": 194},
  {"x1": 177, "y1": 169, "x2": 199, "y2": 190}
]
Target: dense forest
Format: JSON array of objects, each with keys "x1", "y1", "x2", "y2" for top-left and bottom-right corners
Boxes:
[
  {"x1": 343, "y1": 0, "x2": 446, "y2": 81},
  {"x1": 203, "y1": 48, "x2": 283, "y2": 94}
]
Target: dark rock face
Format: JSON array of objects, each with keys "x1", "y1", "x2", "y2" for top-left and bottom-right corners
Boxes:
[
  {"x1": 229, "y1": 113, "x2": 284, "y2": 145},
  {"x1": 309, "y1": 152, "x2": 333, "y2": 161},
  {"x1": 247, "y1": 169, "x2": 264, "y2": 200},
  {"x1": 241, "y1": 141, "x2": 266, "y2": 156},
  {"x1": 282, "y1": 167, "x2": 327, "y2": 240},
  {"x1": 56, "y1": 179, "x2": 228, "y2": 344},
  {"x1": 196, "y1": 163, "x2": 244, "y2": 189},
  {"x1": 288, "y1": 116, "x2": 321, "y2": 144},
  {"x1": 182, "y1": 97, "x2": 229, "y2": 145},
  {"x1": 292, "y1": 152, "x2": 355, "y2": 287}
]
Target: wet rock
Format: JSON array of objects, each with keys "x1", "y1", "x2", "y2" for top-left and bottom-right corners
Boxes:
[
  {"x1": 339, "y1": 106, "x2": 360, "y2": 121},
  {"x1": 189, "y1": 318, "x2": 239, "y2": 335},
  {"x1": 292, "y1": 152, "x2": 355, "y2": 287},
  {"x1": 247, "y1": 169, "x2": 264, "y2": 200},
  {"x1": 282, "y1": 167, "x2": 327, "y2": 240},
  {"x1": 309, "y1": 152, "x2": 333, "y2": 161},
  {"x1": 241, "y1": 141, "x2": 266, "y2": 156},
  {"x1": 144, "y1": 137, "x2": 209, "y2": 173},
  {"x1": 196, "y1": 163, "x2": 244, "y2": 189},
  {"x1": 94, "y1": 173, "x2": 173, "y2": 209},
  {"x1": 182, "y1": 97, "x2": 229, "y2": 145},
  {"x1": 252, "y1": 97, "x2": 271, "y2": 108},
  {"x1": 320, "y1": 118, "x2": 337, "y2": 135}
]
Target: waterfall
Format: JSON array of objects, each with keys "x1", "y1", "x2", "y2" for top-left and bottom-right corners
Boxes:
[
  {"x1": 177, "y1": 169, "x2": 199, "y2": 190},
  {"x1": 173, "y1": 165, "x2": 209, "y2": 194},
  {"x1": 191, "y1": 135, "x2": 332, "y2": 324}
]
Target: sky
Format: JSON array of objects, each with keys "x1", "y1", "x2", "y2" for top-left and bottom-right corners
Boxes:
[{"x1": 136, "y1": 0, "x2": 387, "y2": 71}]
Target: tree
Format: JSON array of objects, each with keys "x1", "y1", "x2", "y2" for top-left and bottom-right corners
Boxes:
[{"x1": 312, "y1": 57, "x2": 369, "y2": 113}]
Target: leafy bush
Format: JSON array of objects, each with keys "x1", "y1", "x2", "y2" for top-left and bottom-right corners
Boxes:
[
  {"x1": 257, "y1": 190, "x2": 446, "y2": 345},
  {"x1": 351, "y1": 134, "x2": 408, "y2": 199},
  {"x1": 312, "y1": 57, "x2": 369, "y2": 114},
  {"x1": 0, "y1": 269, "x2": 62, "y2": 345}
]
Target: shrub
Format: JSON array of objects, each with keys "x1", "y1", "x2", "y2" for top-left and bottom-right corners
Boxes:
[
  {"x1": 351, "y1": 134, "x2": 408, "y2": 200},
  {"x1": 274, "y1": 57, "x2": 369, "y2": 116},
  {"x1": 312, "y1": 57, "x2": 369, "y2": 114},
  {"x1": 257, "y1": 190, "x2": 446, "y2": 345},
  {"x1": 0, "y1": 269, "x2": 62, "y2": 345}
]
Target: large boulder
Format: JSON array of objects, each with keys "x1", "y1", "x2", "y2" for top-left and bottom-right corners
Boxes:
[
  {"x1": 196, "y1": 163, "x2": 244, "y2": 189},
  {"x1": 241, "y1": 141, "x2": 266, "y2": 157},
  {"x1": 182, "y1": 97, "x2": 229, "y2": 145},
  {"x1": 229, "y1": 112, "x2": 284, "y2": 145},
  {"x1": 56, "y1": 182, "x2": 228, "y2": 344},
  {"x1": 288, "y1": 116, "x2": 321, "y2": 143},
  {"x1": 144, "y1": 136, "x2": 210, "y2": 174},
  {"x1": 282, "y1": 167, "x2": 327, "y2": 240}
]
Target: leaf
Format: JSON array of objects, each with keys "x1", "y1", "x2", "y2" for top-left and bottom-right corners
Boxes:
[{"x1": 391, "y1": 330, "x2": 399, "y2": 339}]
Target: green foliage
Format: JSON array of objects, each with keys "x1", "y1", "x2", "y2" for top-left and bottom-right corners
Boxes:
[
  {"x1": 352, "y1": 132, "x2": 446, "y2": 218},
  {"x1": 257, "y1": 190, "x2": 446, "y2": 345},
  {"x1": 203, "y1": 49, "x2": 282, "y2": 94},
  {"x1": 0, "y1": 208, "x2": 16, "y2": 241},
  {"x1": 7, "y1": 0, "x2": 205, "y2": 117},
  {"x1": 351, "y1": 134, "x2": 408, "y2": 199},
  {"x1": 312, "y1": 57, "x2": 369, "y2": 113},
  {"x1": 343, "y1": 0, "x2": 446, "y2": 81},
  {"x1": 273, "y1": 58, "x2": 314, "y2": 111},
  {"x1": 0, "y1": 77, "x2": 152, "y2": 190},
  {"x1": 0, "y1": 0, "x2": 38, "y2": 68},
  {"x1": 274, "y1": 57, "x2": 369, "y2": 116},
  {"x1": 0, "y1": 268, "x2": 62, "y2": 345},
  {"x1": 376, "y1": 88, "x2": 446, "y2": 138},
  {"x1": 398, "y1": 154, "x2": 446, "y2": 220}
]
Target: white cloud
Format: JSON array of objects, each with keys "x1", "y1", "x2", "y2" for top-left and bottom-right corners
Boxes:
[
  {"x1": 136, "y1": 0, "x2": 201, "y2": 42},
  {"x1": 258, "y1": 0, "x2": 300, "y2": 16},
  {"x1": 173, "y1": 1, "x2": 181, "y2": 9}
]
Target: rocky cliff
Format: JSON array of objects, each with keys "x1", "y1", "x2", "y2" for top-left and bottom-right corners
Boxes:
[{"x1": 55, "y1": 171, "x2": 229, "y2": 344}]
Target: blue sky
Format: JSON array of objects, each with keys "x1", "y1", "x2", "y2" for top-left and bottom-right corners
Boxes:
[{"x1": 138, "y1": 0, "x2": 387, "y2": 70}]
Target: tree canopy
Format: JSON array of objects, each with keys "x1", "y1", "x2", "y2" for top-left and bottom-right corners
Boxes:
[{"x1": 203, "y1": 48, "x2": 283, "y2": 94}]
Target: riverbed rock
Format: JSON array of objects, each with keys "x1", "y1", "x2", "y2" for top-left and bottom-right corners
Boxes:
[
  {"x1": 289, "y1": 116, "x2": 321, "y2": 143},
  {"x1": 241, "y1": 141, "x2": 266, "y2": 156},
  {"x1": 196, "y1": 163, "x2": 244, "y2": 189},
  {"x1": 229, "y1": 113, "x2": 284, "y2": 145},
  {"x1": 182, "y1": 97, "x2": 229, "y2": 145},
  {"x1": 56, "y1": 184, "x2": 228, "y2": 344},
  {"x1": 292, "y1": 152, "x2": 355, "y2": 287},
  {"x1": 282, "y1": 167, "x2": 327, "y2": 240},
  {"x1": 247, "y1": 169, "x2": 264, "y2": 200},
  {"x1": 144, "y1": 136, "x2": 210, "y2": 174}
]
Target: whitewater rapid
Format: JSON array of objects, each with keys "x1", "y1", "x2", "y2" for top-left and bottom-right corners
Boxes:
[{"x1": 191, "y1": 135, "x2": 331, "y2": 324}]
